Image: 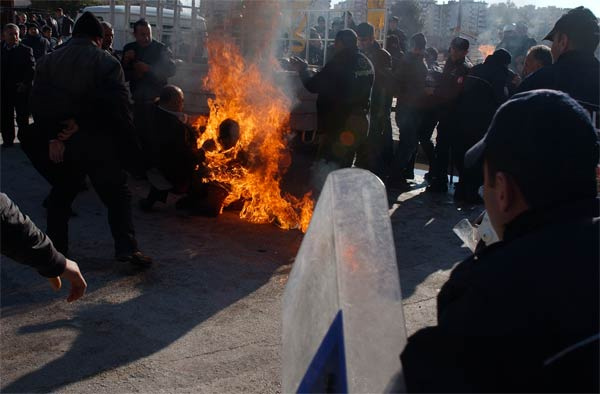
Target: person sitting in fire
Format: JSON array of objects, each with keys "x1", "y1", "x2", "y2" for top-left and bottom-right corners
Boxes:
[
  {"x1": 138, "y1": 85, "x2": 200, "y2": 212},
  {"x1": 289, "y1": 29, "x2": 374, "y2": 171}
]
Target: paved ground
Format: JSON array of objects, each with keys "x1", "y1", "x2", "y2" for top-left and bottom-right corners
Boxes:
[{"x1": 0, "y1": 143, "x2": 480, "y2": 393}]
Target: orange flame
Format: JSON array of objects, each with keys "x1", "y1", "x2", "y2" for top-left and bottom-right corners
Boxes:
[
  {"x1": 194, "y1": 39, "x2": 313, "y2": 232},
  {"x1": 478, "y1": 44, "x2": 495, "y2": 60}
]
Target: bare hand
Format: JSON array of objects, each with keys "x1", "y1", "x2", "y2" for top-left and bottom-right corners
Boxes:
[
  {"x1": 58, "y1": 118, "x2": 79, "y2": 141},
  {"x1": 49, "y1": 140, "x2": 65, "y2": 163},
  {"x1": 289, "y1": 56, "x2": 308, "y2": 72},
  {"x1": 60, "y1": 259, "x2": 87, "y2": 302}
]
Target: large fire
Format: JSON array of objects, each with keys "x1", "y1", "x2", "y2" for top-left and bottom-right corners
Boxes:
[
  {"x1": 478, "y1": 44, "x2": 495, "y2": 60},
  {"x1": 193, "y1": 39, "x2": 313, "y2": 232}
]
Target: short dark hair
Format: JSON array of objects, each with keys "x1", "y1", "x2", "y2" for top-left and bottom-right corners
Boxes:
[
  {"x1": 410, "y1": 33, "x2": 426, "y2": 50},
  {"x1": 335, "y1": 29, "x2": 358, "y2": 49},
  {"x1": 355, "y1": 22, "x2": 374, "y2": 38},
  {"x1": 133, "y1": 18, "x2": 151, "y2": 33},
  {"x1": 41, "y1": 25, "x2": 52, "y2": 33},
  {"x1": 527, "y1": 45, "x2": 552, "y2": 67},
  {"x1": 56, "y1": 8, "x2": 63, "y2": 12}
]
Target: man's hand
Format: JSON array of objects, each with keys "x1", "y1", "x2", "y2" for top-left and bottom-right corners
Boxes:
[
  {"x1": 49, "y1": 140, "x2": 65, "y2": 163},
  {"x1": 58, "y1": 118, "x2": 79, "y2": 141},
  {"x1": 133, "y1": 61, "x2": 150, "y2": 78},
  {"x1": 123, "y1": 49, "x2": 136, "y2": 64},
  {"x1": 289, "y1": 56, "x2": 308, "y2": 73},
  {"x1": 60, "y1": 259, "x2": 87, "y2": 302}
]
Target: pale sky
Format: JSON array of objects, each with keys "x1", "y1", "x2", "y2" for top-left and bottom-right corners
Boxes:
[{"x1": 331, "y1": 0, "x2": 600, "y2": 16}]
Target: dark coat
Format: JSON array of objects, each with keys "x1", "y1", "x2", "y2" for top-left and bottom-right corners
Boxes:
[
  {"x1": 1, "y1": 42, "x2": 35, "y2": 94},
  {"x1": 401, "y1": 198, "x2": 600, "y2": 393},
  {"x1": 0, "y1": 193, "x2": 66, "y2": 278},
  {"x1": 30, "y1": 37, "x2": 138, "y2": 165},
  {"x1": 57, "y1": 15, "x2": 74, "y2": 37},
  {"x1": 395, "y1": 51, "x2": 428, "y2": 109},
  {"x1": 362, "y1": 41, "x2": 392, "y2": 114},
  {"x1": 299, "y1": 47, "x2": 374, "y2": 137},
  {"x1": 122, "y1": 39, "x2": 176, "y2": 102},
  {"x1": 21, "y1": 34, "x2": 50, "y2": 60},
  {"x1": 517, "y1": 50, "x2": 599, "y2": 123}
]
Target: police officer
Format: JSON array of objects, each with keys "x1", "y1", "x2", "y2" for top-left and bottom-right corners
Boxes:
[
  {"x1": 27, "y1": 12, "x2": 152, "y2": 266},
  {"x1": 452, "y1": 49, "x2": 512, "y2": 203},
  {"x1": 356, "y1": 22, "x2": 392, "y2": 176},
  {"x1": 427, "y1": 37, "x2": 472, "y2": 193},
  {"x1": 390, "y1": 33, "x2": 428, "y2": 188},
  {"x1": 402, "y1": 90, "x2": 599, "y2": 392},
  {"x1": 290, "y1": 29, "x2": 374, "y2": 170},
  {"x1": 517, "y1": 6, "x2": 599, "y2": 125}
]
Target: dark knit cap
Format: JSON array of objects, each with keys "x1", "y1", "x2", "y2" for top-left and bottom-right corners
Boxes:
[{"x1": 73, "y1": 11, "x2": 103, "y2": 38}]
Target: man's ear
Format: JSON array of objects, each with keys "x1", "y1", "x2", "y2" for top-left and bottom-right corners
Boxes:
[{"x1": 495, "y1": 171, "x2": 514, "y2": 213}]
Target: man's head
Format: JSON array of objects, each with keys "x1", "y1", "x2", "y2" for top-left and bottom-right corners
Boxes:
[
  {"x1": 516, "y1": 21, "x2": 528, "y2": 36},
  {"x1": 317, "y1": 16, "x2": 325, "y2": 29},
  {"x1": 544, "y1": 6, "x2": 599, "y2": 61},
  {"x1": 410, "y1": 32, "x2": 426, "y2": 55},
  {"x1": 334, "y1": 28, "x2": 358, "y2": 52},
  {"x1": 389, "y1": 16, "x2": 399, "y2": 31},
  {"x1": 159, "y1": 85, "x2": 184, "y2": 113},
  {"x1": 41, "y1": 25, "x2": 52, "y2": 40},
  {"x1": 425, "y1": 47, "x2": 438, "y2": 64},
  {"x1": 18, "y1": 23, "x2": 26, "y2": 38},
  {"x1": 72, "y1": 11, "x2": 104, "y2": 47},
  {"x1": 133, "y1": 18, "x2": 152, "y2": 48},
  {"x1": 17, "y1": 12, "x2": 27, "y2": 24},
  {"x1": 502, "y1": 23, "x2": 516, "y2": 40},
  {"x1": 331, "y1": 17, "x2": 344, "y2": 36},
  {"x1": 27, "y1": 23, "x2": 39, "y2": 37},
  {"x1": 309, "y1": 27, "x2": 322, "y2": 49},
  {"x1": 218, "y1": 118, "x2": 240, "y2": 150},
  {"x1": 3, "y1": 24, "x2": 19, "y2": 46},
  {"x1": 55, "y1": 8, "x2": 63, "y2": 18},
  {"x1": 449, "y1": 36, "x2": 469, "y2": 62},
  {"x1": 465, "y1": 90, "x2": 599, "y2": 239},
  {"x1": 356, "y1": 22, "x2": 375, "y2": 50},
  {"x1": 101, "y1": 21, "x2": 114, "y2": 50},
  {"x1": 522, "y1": 45, "x2": 552, "y2": 77}
]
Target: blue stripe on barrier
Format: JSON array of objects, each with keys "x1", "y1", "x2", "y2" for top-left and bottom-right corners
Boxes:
[{"x1": 297, "y1": 310, "x2": 348, "y2": 393}]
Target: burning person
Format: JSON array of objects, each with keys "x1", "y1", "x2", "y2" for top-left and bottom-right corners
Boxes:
[{"x1": 290, "y1": 29, "x2": 374, "y2": 171}]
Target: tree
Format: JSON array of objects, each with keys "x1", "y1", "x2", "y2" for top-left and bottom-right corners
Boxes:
[{"x1": 390, "y1": 0, "x2": 424, "y2": 38}]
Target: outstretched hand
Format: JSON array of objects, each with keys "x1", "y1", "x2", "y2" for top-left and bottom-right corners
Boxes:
[{"x1": 60, "y1": 259, "x2": 87, "y2": 302}]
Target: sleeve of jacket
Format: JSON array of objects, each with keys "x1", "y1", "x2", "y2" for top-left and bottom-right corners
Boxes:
[
  {"x1": 149, "y1": 44, "x2": 176, "y2": 81},
  {"x1": 23, "y1": 46, "x2": 35, "y2": 85},
  {"x1": 0, "y1": 193, "x2": 66, "y2": 277},
  {"x1": 299, "y1": 62, "x2": 337, "y2": 96}
]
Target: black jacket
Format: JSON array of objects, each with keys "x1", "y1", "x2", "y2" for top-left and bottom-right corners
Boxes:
[
  {"x1": 1, "y1": 193, "x2": 66, "y2": 278},
  {"x1": 22, "y1": 34, "x2": 51, "y2": 60},
  {"x1": 122, "y1": 39, "x2": 176, "y2": 102},
  {"x1": 395, "y1": 51, "x2": 428, "y2": 109},
  {"x1": 299, "y1": 47, "x2": 374, "y2": 136},
  {"x1": 401, "y1": 198, "x2": 599, "y2": 393},
  {"x1": 517, "y1": 50, "x2": 599, "y2": 125},
  {"x1": 1, "y1": 42, "x2": 35, "y2": 94},
  {"x1": 434, "y1": 56, "x2": 472, "y2": 125},
  {"x1": 362, "y1": 41, "x2": 392, "y2": 114},
  {"x1": 57, "y1": 15, "x2": 74, "y2": 37},
  {"x1": 30, "y1": 38, "x2": 138, "y2": 162}
]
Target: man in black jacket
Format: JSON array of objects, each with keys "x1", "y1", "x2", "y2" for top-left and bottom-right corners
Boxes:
[
  {"x1": 452, "y1": 49, "x2": 512, "y2": 203},
  {"x1": 517, "y1": 6, "x2": 599, "y2": 128},
  {"x1": 26, "y1": 12, "x2": 152, "y2": 267},
  {"x1": 22, "y1": 23, "x2": 50, "y2": 60},
  {"x1": 356, "y1": 22, "x2": 392, "y2": 176},
  {"x1": 401, "y1": 90, "x2": 599, "y2": 392},
  {"x1": 1, "y1": 24, "x2": 35, "y2": 148},
  {"x1": 55, "y1": 8, "x2": 74, "y2": 42},
  {"x1": 1, "y1": 193, "x2": 87, "y2": 302},
  {"x1": 427, "y1": 37, "x2": 472, "y2": 193},
  {"x1": 291, "y1": 29, "x2": 374, "y2": 170},
  {"x1": 122, "y1": 19, "x2": 176, "y2": 104}
]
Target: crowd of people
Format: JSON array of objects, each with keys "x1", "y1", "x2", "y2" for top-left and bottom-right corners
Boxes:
[{"x1": 0, "y1": 5, "x2": 598, "y2": 392}]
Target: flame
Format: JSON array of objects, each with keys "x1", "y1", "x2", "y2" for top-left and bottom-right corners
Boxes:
[
  {"x1": 478, "y1": 44, "x2": 495, "y2": 60},
  {"x1": 193, "y1": 39, "x2": 313, "y2": 232}
]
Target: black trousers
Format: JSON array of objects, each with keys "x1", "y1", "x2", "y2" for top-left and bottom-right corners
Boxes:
[
  {"x1": 406, "y1": 110, "x2": 437, "y2": 177},
  {"x1": 452, "y1": 131, "x2": 484, "y2": 198},
  {"x1": 1, "y1": 90, "x2": 29, "y2": 145},
  {"x1": 22, "y1": 131, "x2": 137, "y2": 256}
]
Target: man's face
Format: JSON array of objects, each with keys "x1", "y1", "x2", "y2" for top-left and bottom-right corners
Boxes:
[
  {"x1": 103, "y1": 26, "x2": 114, "y2": 49},
  {"x1": 390, "y1": 20, "x2": 398, "y2": 31},
  {"x1": 449, "y1": 46, "x2": 467, "y2": 62},
  {"x1": 550, "y1": 32, "x2": 568, "y2": 63},
  {"x1": 4, "y1": 28, "x2": 19, "y2": 45},
  {"x1": 522, "y1": 52, "x2": 542, "y2": 77},
  {"x1": 318, "y1": 19, "x2": 325, "y2": 28},
  {"x1": 357, "y1": 35, "x2": 374, "y2": 50},
  {"x1": 55, "y1": 10, "x2": 62, "y2": 18},
  {"x1": 42, "y1": 30, "x2": 51, "y2": 39},
  {"x1": 28, "y1": 27, "x2": 38, "y2": 37},
  {"x1": 19, "y1": 14, "x2": 27, "y2": 23},
  {"x1": 134, "y1": 25, "x2": 152, "y2": 47}
]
